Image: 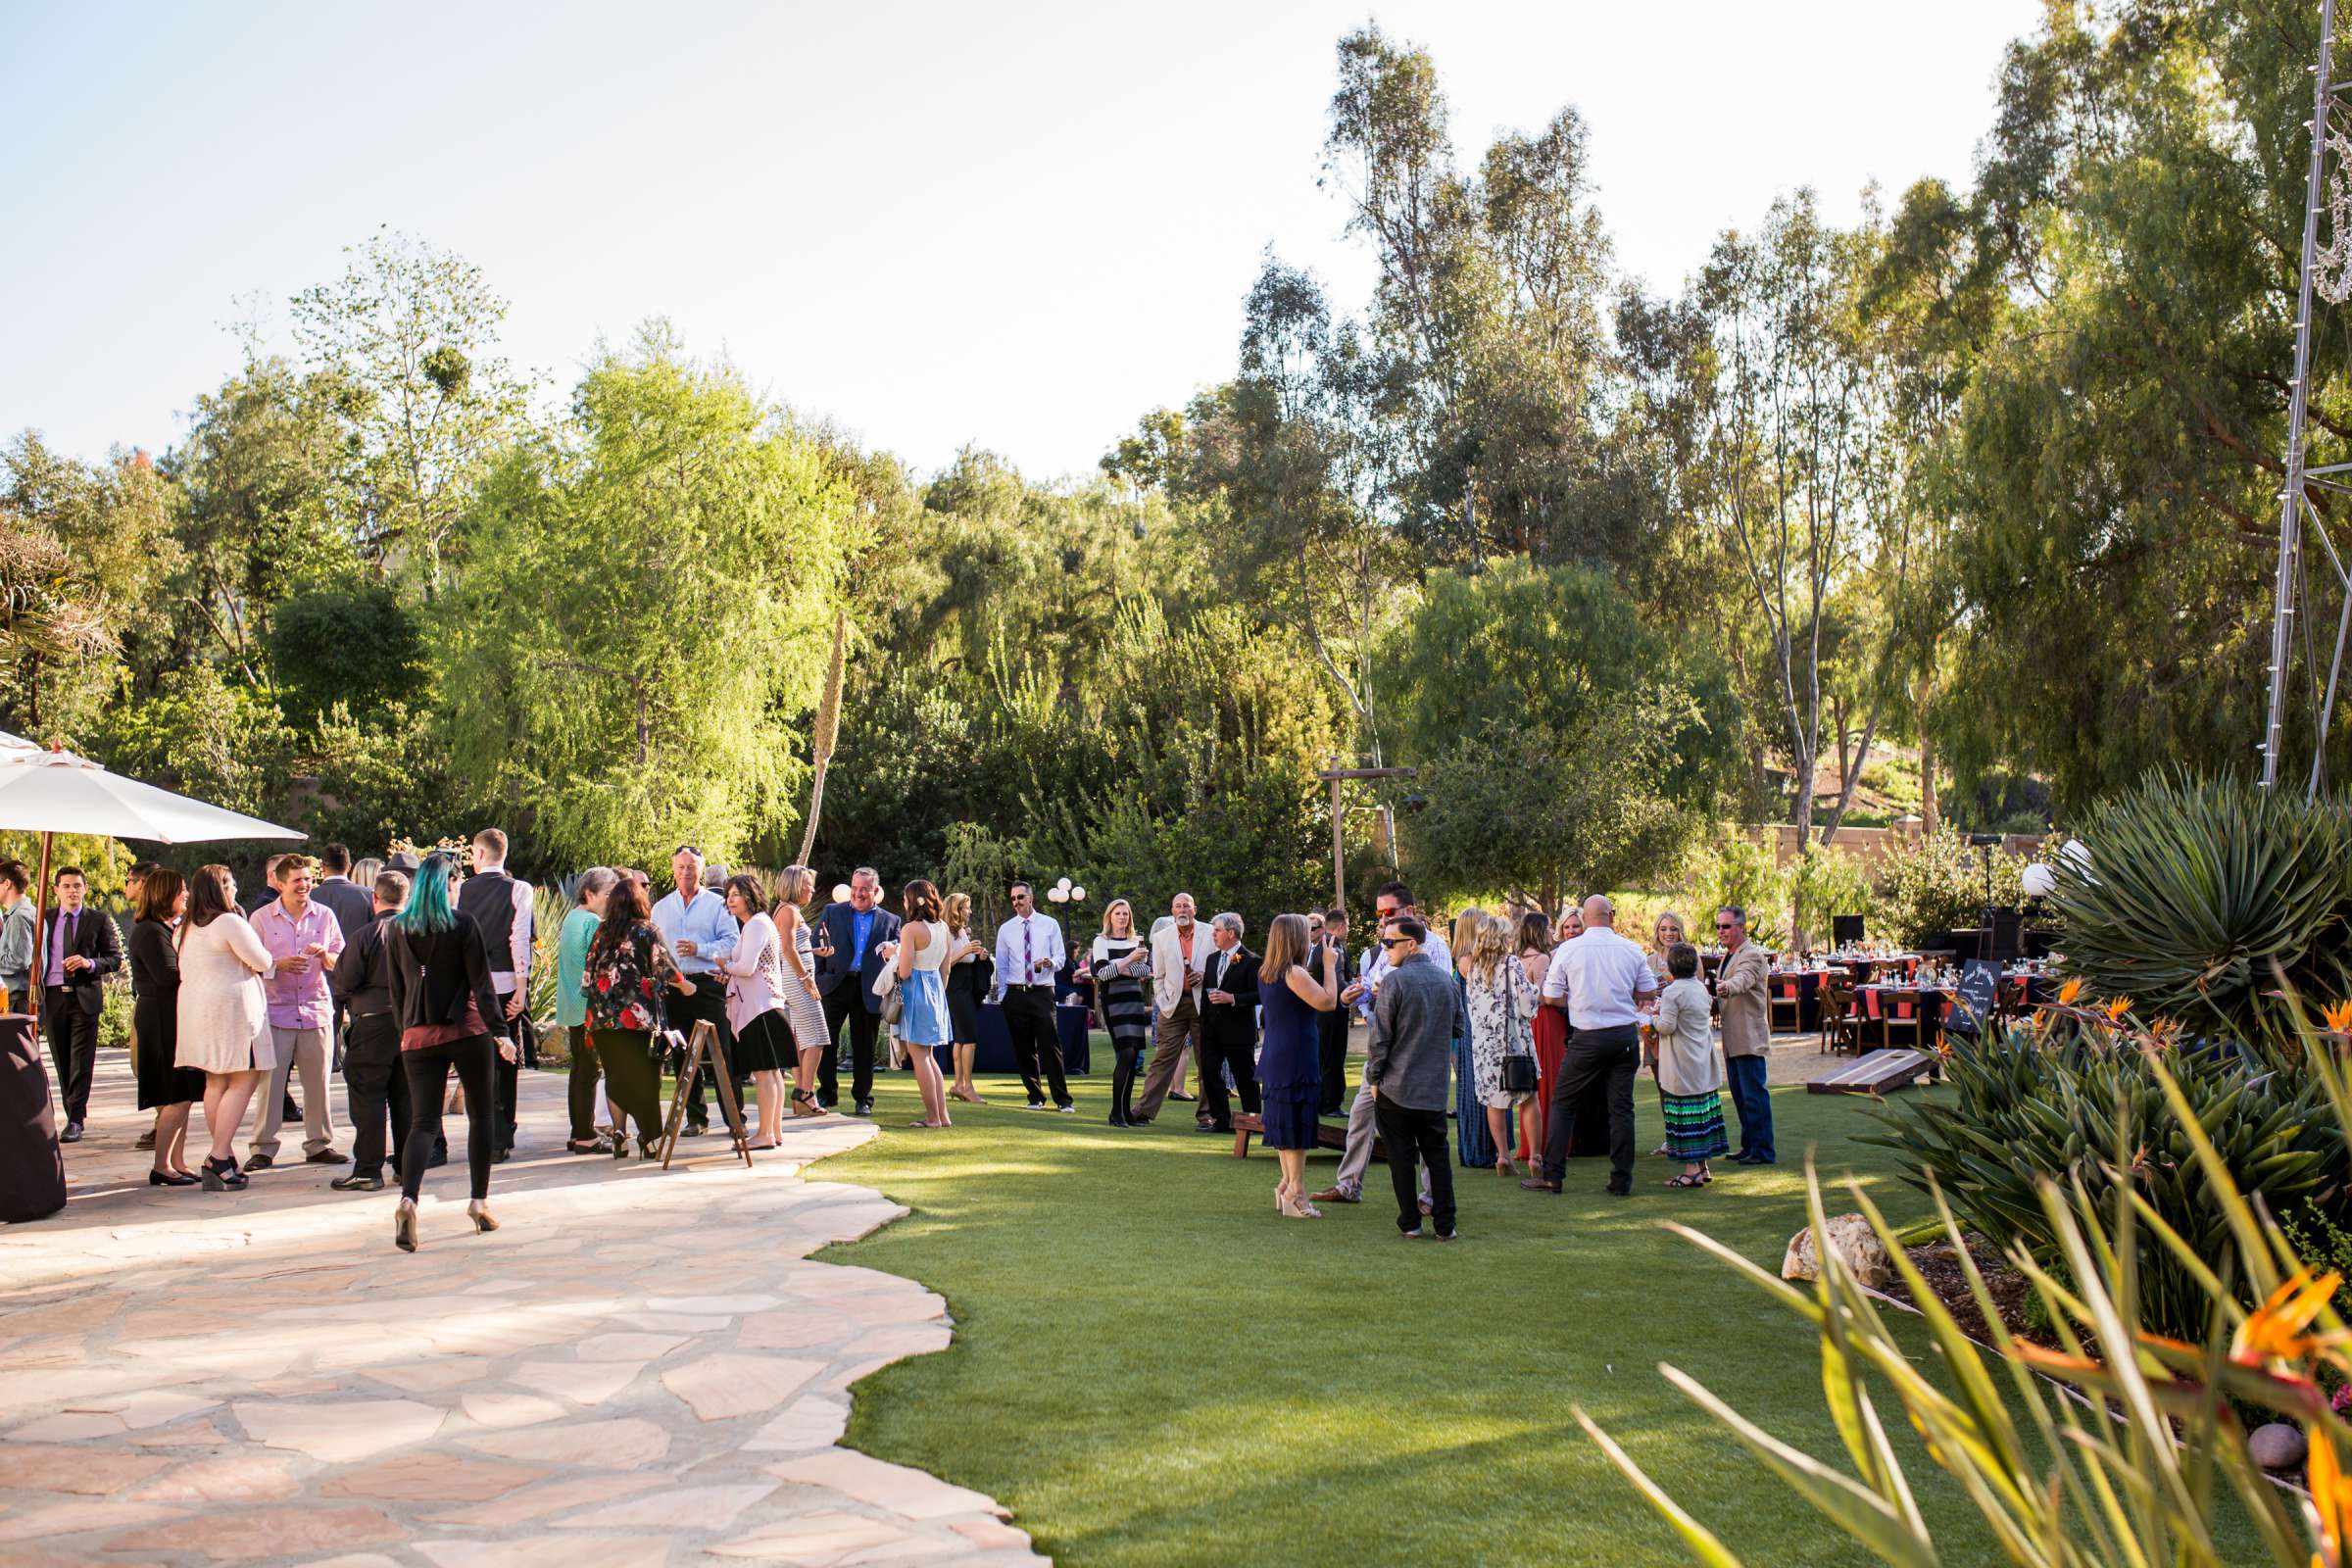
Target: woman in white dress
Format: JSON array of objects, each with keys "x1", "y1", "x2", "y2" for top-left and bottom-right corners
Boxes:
[
  {"x1": 889, "y1": 879, "x2": 953, "y2": 1129},
  {"x1": 770, "y1": 864, "x2": 830, "y2": 1118},
  {"x1": 172, "y1": 863, "x2": 275, "y2": 1191}
]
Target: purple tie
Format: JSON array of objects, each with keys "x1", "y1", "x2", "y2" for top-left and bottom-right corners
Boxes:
[
  {"x1": 61, "y1": 912, "x2": 74, "y2": 973},
  {"x1": 1023, "y1": 920, "x2": 1033, "y2": 984}
]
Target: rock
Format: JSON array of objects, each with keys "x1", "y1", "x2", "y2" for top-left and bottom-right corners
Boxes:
[
  {"x1": 1781, "y1": 1214, "x2": 1893, "y2": 1289},
  {"x1": 2250, "y1": 1422, "x2": 2308, "y2": 1472}
]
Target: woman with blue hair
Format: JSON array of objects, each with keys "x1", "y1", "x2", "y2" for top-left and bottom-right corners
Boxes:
[{"x1": 387, "y1": 851, "x2": 514, "y2": 1251}]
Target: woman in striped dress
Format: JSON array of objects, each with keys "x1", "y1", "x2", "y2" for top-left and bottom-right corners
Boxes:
[
  {"x1": 1651, "y1": 942, "x2": 1730, "y2": 1186},
  {"x1": 1089, "y1": 900, "x2": 1152, "y2": 1126},
  {"x1": 770, "y1": 864, "x2": 830, "y2": 1118}
]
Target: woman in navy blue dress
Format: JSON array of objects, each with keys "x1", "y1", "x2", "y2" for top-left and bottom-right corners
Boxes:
[{"x1": 1257, "y1": 912, "x2": 1341, "y2": 1219}]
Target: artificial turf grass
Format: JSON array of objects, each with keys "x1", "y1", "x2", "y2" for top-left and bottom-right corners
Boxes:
[{"x1": 810, "y1": 1071, "x2": 2256, "y2": 1567}]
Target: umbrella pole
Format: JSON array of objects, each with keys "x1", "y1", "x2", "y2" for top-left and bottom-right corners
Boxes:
[{"x1": 27, "y1": 831, "x2": 49, "y2": 1024}]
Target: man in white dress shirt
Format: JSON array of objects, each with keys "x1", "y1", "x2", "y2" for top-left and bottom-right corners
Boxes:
[
  {"x1": 1312, "y1": 880, "x2": 1446, "y2": 1207},
  {"x1": 1525, "y1": 894, "x2": 1655, "y2": 1198},
  {"x1": 993, "y1": 881, "x2": 1073, "y2": 1112}
]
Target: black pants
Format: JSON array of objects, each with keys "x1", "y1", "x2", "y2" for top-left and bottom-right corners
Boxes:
[
  {"x1": 343, "y1": 1013, "x2": 412, "y2": 1179},
  {"x1": 818, "y1": 982, "x2": 881, "y2": 1106},
  {"x1": 43, "y1": 989, "x2": 99, "y2": 1126},
  {"x1": 1001, "y1": 986, "x2": 1070, "y2": 1107},
  {"x1": 1374, "y1": 1098, "x2": 1456, "y2": 1236},
  {"x1": 1316, "y1": 1010, "x2": 1350, "y2": 1115},
  {"x1": 399, "y1": 1035, "x2": 498, "y2": 1201},
  {"x1": 670, "y1": 982, "x2": 740, "y2": 1127},
  {"x1": 1543, "y1": 1024, "x2": 1640, "y2": 1191},
  {"x1": 566, "y1": 1024, "x2": 600, "y2": 1142},
  {"x1": 1197, "y1": 1022, "x2": 1259, "y2": 1130}
]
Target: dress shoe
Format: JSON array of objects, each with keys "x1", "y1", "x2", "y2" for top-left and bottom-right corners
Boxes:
[
  {"x1": 1126, "y1": 1116, "x2": 1153, "y2": 1127},
  {"x1": 243, "y1": 1152, "x2": 274, "y2": 1171},
  {"x1": 855, "y1": 1099, "x2": 874, "y2": 1117},
  {"x1": 1604, "y1": 1185, "x2": 1633, "y2": 1198},
  {"x1": 492, "y1": 1147, "x2": 512, "y2": 1164},
  {"x1": 135, "y1": 1129, "x2": 156, "y2": 1150},
  {"x1": 59, "y1": 1122, "x2": 82, "y2": 1144},
  {"x1": 682, "y1": 1123, "x2": 708, "y2": 1138},
  {"x1": 305, "y1": 1148, "x2": 349, "y2": 1164},
  {"x1": 148, "y1": 1169, "x2": 198, "y2": 1187},
  {"x1": 1519, "y1": 1176, "x2": 1562, "y2": 1193},
  {"x1": 1308, "y1": 1186, "x2": 1359, "y2": 1204},
  {"x1": 330, "y1": 1172, "x2": 384, "y2": 1192},
  {"x1": 1168, "y1": 1091, "x2": 1198, "y2": 1102}
]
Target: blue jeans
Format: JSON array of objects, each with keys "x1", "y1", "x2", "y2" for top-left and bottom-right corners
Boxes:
[{"x1": 1725, "y1": 1054, "x2": 1775, "y2": 1163}]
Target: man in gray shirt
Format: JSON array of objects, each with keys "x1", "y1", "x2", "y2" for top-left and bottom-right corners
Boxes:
[{"x1": 1364, "y1": 915, "x2": 1463, "y2": 1240}]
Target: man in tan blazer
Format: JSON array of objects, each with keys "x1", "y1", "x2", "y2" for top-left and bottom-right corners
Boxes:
[
  {"x1": 1712, "y1": 904, "x2": 1775, "y2": 1164},
  {"x1": 1131, "y1": 893, "x2": 1210, "y2": 1126}
]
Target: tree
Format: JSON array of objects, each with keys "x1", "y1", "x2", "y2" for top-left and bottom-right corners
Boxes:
[
  {"x1": 440, "y1": 323, "x2": 856, "y2": 870},
  {"x1": 290, "y1": 229, "x2": 527, "y2": 593},
  {"x1": 1386, "y1": 559, "x2": 1735, "y2": 906}
]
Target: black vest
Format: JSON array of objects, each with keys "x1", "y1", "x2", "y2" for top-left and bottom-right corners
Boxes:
[{"x1": 458, "y1": 870, "x2": 519, "y2": 978}]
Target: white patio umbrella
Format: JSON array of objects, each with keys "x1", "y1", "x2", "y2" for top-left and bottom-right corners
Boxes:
[{"x1": 0, "y1": 743, "x2": 304, "y2": 1022}]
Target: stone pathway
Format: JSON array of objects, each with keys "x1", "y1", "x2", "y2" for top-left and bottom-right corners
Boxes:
[{"x1": 0, "y1": 1052, "x2": 1044, "y2": 1566}]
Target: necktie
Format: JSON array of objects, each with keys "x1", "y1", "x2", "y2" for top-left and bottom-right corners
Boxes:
[
  {"x1": 61, "y1": 912, "x2": 74, "y2": 977},
  {"x1": 1023, "y1": 919, "x2": 1033, "y2": 984}
]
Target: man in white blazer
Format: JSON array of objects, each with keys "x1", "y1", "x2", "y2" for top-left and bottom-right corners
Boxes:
[{"x1": 1131, "y1": 892, "x2": 1211, "y2": 1127}]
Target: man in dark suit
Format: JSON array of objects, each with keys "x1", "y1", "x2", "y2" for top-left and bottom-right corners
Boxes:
[
  {"x1": 1311, "y1": 906, "x2": 1354, "y2": 1114},
  {"x1": 41, "y1": 866, "x2": 122, "y2": 1142},
  {"x1": 310, "y1": 843, "x2": 373, "y2": 1076},
  {"x1": 814, "y1": 866, "x2": 900, "y2": 1116},
  {"x1": 1197, "y1": 910, "x2": 1262, "y2": 1135}
]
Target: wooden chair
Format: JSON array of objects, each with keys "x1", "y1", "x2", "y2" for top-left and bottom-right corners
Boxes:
[
  {"x1": 1770, "y1": 974, "x2": 1804, "y2": 1033},
  {"x1": 1875, "y1": 988, "x2": 1927, "y2": 1053},
  {"x1": 1821, "y1": 980, "x2": 1863, "y2": 1055}
]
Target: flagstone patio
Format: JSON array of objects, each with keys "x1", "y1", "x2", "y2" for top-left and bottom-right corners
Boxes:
[{"x1": 0, "y1": 1052, "x2": 1044, "y2": 1566}]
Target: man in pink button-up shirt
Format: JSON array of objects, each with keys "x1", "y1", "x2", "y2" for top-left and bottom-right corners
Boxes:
[{"x1": 247, "y1": 855, "x2": 347, "y2": 1168}]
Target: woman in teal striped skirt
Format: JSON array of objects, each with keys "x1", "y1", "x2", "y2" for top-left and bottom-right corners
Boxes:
[{"x1": 1648, "y1": 942, "x2": 1729, "y2": 1188}]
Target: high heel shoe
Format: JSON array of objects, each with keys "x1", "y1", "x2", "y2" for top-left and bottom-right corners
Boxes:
[
  {"x1": 149, "y1": 1168, "x2": 199, "y2": 1188},
  {"x1": 466, "y1": 1200, "x2": 498, "y2": 1234},
  {"x1": 394, "y1": 1199, "x2": 418, "y2": 1252},
  {"x1": 791, "y1": 1090, "x2": 823, "y2": 1118},
  {"x1": 200, "y1": 1156, "x2": 247, "y2": 1192}
]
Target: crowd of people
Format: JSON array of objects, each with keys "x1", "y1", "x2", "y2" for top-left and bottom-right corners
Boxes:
[{"x1": 53, "y1": 829, "x2": 1783, "y2": 1251}]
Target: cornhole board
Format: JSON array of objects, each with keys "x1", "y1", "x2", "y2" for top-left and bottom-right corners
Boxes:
[{"x1": 1807, "y1": 1048, "x2": 1934, "y2": 1096}]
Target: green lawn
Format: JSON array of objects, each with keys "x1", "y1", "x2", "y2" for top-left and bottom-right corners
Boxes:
[{"x1": 805, "y1": 1071, "x2": 1979, "y2": 1566}]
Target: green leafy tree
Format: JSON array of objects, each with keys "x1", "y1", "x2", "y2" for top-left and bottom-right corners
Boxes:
[{"x1": 441, "y1": 323, "x2": 855, "y2": 871}]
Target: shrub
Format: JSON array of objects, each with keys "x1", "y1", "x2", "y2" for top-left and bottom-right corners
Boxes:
[
  {"x1": 1788, "y1": 846, "x2": 1882, "y2": 951},
  {"x1": 2052, "y1": 770, "x2": 2352, "y2": 1056},
  {"x1": 1680, "y1": 834, "x2": 1788, "y2": 946},
  {"x1": 1861, "y1": 1015, "x2": 2352, "y2": 1347},
  {"x1": 1879, "y1": 825, "x2": 2028, "y2": 947}
]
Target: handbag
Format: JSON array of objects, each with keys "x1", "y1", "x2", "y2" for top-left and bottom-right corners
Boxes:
[
  {"x1": 872, "y1": 963, "x2": 903, "y2": 1026},
  {"x1": 1498, "y1": 961, "x2": 1539, "y2": 1097}
]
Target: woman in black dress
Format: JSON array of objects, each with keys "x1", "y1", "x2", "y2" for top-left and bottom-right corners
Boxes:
[
  {"x1": 941, "y1": 893, "x2": 992, "y2": 1105},
  {"x1": 131, "y1": 868, "x2": 204, "y2": 1186},
  {"x1": 1088, "y1": 899, "x2": 1152, "y2": 1126}
]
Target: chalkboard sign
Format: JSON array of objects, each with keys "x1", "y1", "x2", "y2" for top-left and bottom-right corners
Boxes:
[{"x1": 1946, "y1": 959, "x2": 2001, "y2": 1039}]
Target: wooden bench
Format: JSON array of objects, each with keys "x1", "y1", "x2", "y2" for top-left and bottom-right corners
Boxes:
[{"x1": 1230, "y1": 1112, "x2": 1381, "y2": 1162}]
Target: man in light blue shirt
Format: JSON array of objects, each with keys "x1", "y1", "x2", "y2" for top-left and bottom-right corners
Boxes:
[{"x1": 651, "y1": 845, "x2": 740, "y2": 1135}]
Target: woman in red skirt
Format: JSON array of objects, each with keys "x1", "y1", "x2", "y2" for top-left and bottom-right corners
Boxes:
[{"x1": 1515, "y1": 906, "x2": 1571, "y2": 1164}]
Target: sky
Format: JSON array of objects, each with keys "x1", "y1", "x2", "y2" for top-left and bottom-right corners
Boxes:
[{"x1": 2, "y1": 0, "x2": 2044, "y2": 484}]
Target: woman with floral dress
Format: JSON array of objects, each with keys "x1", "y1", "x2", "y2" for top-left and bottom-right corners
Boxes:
[
  {"x1": 1460, "y1": 911, "x2": 1539, "y2": 1177},
  {"x1": 580, "y1": 873, "x2": 694, "y2": 1158}
]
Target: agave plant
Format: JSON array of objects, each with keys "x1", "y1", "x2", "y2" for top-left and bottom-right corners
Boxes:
[
  {"x1": 2051, "y1": 771, "x2": 2352, "y2": 1057},
  {"x1": 1860, "y1": 1011, "x2": 2350, "y2": 1346},
  {"x1": 1580, "y1": 1009, "x2": 2352, "y2": 1567}
]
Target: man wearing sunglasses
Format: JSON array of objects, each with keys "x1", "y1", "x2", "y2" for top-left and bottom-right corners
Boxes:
[
  {"x1": 1312, "y1": 881, "x2": 1446, "y2": 1209},
  {"x1": 1712, "y1": 905, "x2": 1775, "y2": 1164}
]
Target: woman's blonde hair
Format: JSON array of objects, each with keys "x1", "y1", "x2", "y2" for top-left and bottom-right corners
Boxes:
[
  {"x1": 1100, "y1": 898, "x2": 1135, "y2": 937},
  {"x1": 943, "y1": 891, "x2": 971, "y2": 936},
  {"x1": 1450, "y1": 905, "x2": 1486, "y2": 959},
  {"x1": 1461, "y1": 911, "x2": 1517, "y2": 984},
  {"x1": 774, "y1": 864, "x2": 815, "y2": 908},
  {"x1": 1651, "y1": 908, "x2": 1688, "y2": 951},
  {"x1": 1258, "y1": 911, "x2": 1310, "y2": 983}
]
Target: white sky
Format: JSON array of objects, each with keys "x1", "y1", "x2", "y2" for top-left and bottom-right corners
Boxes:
[{"x1": 2, "y1": 0, "x2": 2041, "y2": 483}]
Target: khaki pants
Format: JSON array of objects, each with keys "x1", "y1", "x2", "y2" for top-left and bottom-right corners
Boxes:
[
  {"x1": 250, "y1": 1025, "x2": 335, "y2": 1159},
  {"x1": 1134, "y1": 993, "x2": 1201, "y2": 1122}
]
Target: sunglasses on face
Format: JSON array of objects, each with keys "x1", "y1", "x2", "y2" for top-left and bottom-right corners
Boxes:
[
  {"x1": 1379, "y1": 936, "x2": 1410, "y2": 949},
  {"x1": 1716, "y1": 921, "x2": 1739, "y2": 931}
]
